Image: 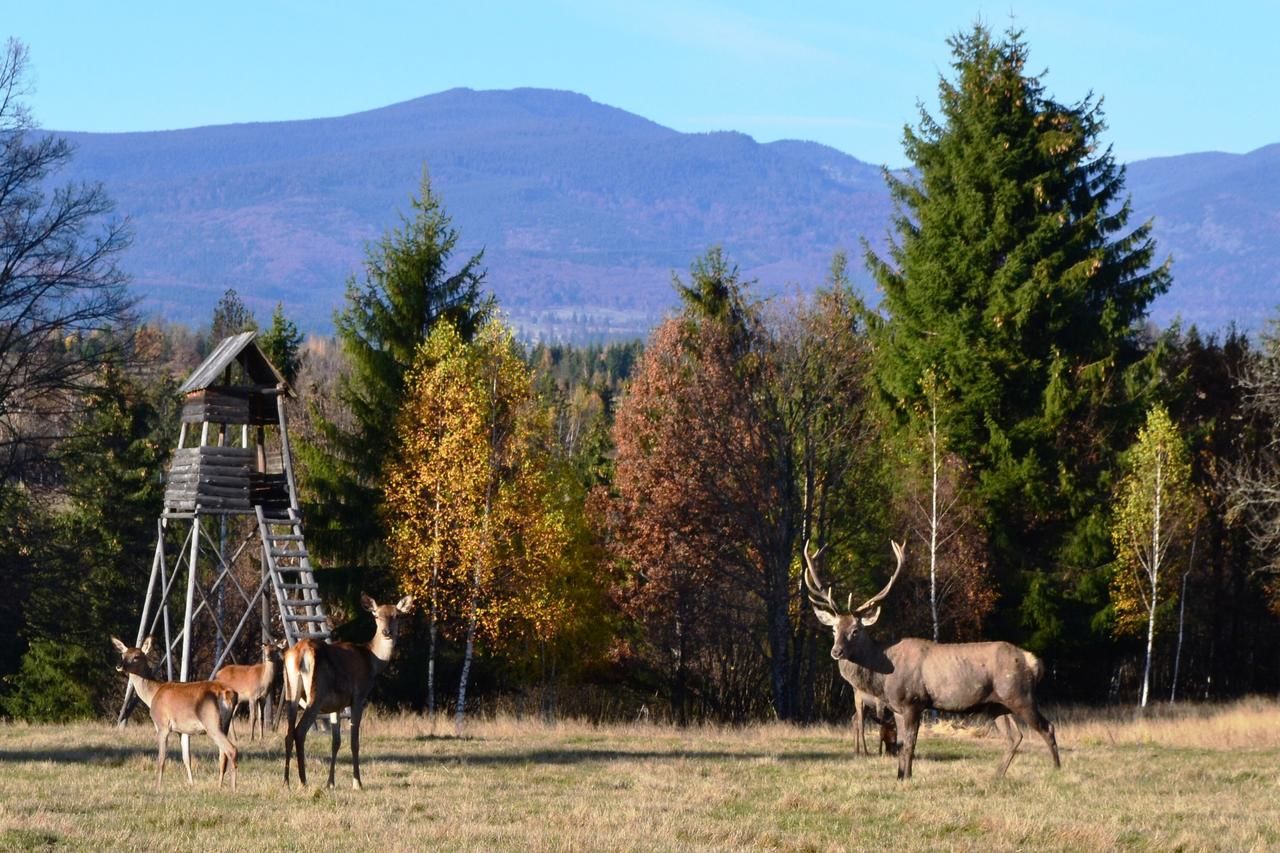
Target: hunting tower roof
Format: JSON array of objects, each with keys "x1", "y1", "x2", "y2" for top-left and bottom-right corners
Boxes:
[{"x1": 178, "y1": 331, "x2": 293, "y2": 396}]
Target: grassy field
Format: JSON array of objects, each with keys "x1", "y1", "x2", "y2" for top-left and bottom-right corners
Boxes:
[{"x1": 3, "y1": 700, "x2": 1279, "y2": 851}]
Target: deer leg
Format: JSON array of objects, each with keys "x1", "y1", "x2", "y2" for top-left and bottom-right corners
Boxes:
[
  {"x1": 1019, "y1": 706, "x2": 1061, "y2": 769},
  {"x1": 327, "y1": 711, "x2": 341, "y2": 789},
  {"x1": 206, "y1": 705, "x2": 238, "y2": 791},
  {"x1": 853, "y1": 698, "x2": 868, "y2": 756},
  {"x1": 180, "y1": 732, "x2": 196, "y2": 786},
  {"x1": 156, "y1": 730, "x2": 169, "y2": 789},
  {"x1": 288, "y1": 702, "x2": 318, "y2": 787},
  {"x1": 349, "y1": 704, "x2": 364, "y2": 791},
  {"x1": 897, "y1": 707, "x2": 922, "y2": 781},
  {"x1": 283, "y1": 701, "x2": 296, "y2": 786},
  {"x1": 995, "y1": 713, "x2": 1022, "y2": 776}
]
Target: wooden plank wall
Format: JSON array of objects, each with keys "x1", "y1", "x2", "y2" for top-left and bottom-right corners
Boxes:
[{"x1": 163, "y1": 446, "x2": 254, "y2": 512}]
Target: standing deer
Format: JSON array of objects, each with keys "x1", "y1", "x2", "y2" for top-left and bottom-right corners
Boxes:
[
  {"x1": 215, "y1": 639, "x2": 286, "y2": 741},
  {"x1": 804, "y1": 541, "x2": 1060, "y2": 780},
  {"x1": 283, "y1": 592, "x2": 414, "y2": 790},
  {"x1": 111, "y1": 636, "x2": 240, "y2": 790}
]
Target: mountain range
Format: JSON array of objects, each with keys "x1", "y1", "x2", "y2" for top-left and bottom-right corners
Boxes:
[{"x1": 53, "y1": 87, "x2": 1279, "y2": 340}]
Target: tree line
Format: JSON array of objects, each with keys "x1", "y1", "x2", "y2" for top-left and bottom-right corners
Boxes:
[{"x1": 3, "y1": 27, "x2": 1280, "y2": 724}]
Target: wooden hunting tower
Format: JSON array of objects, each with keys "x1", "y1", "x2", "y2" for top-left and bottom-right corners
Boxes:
[{"x1": 120, "y1": 332, "x2": 330, "y2": 721}]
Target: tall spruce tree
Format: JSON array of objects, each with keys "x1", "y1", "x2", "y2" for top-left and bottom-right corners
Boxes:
[
  {"x1": 298, "y1": 172, "x2": 490, "y2": 567},
  {"x1": 865, "y1": 25, "x2": 1170, "y2": 658}
]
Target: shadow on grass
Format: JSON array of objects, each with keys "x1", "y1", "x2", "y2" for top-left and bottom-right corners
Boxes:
[{"x1": 0, "y1": 739, "x2": 993, "y2": 769}]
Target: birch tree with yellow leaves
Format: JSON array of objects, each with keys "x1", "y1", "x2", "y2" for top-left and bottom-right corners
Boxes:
[
  {"x1": 1111, "y1": 404, "x2": 1199, "y2": 710},
  {"x1": 384, "y1": 320, "x2": 572, "y2": 729}
]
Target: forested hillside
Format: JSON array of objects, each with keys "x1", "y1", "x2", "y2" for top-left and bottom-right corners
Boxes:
[{"x1": 53, "y1": 88, "x2": 1278, "y2": 340}]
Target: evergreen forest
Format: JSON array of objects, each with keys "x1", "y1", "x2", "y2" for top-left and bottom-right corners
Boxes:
[{"x1": 3, "y1": 26, "x2": 1280, "y2": 726}]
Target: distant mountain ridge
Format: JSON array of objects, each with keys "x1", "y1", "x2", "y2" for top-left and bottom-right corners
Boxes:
[{"x1": 53, "y1": 87, "x2": 1278, "y2": 339}]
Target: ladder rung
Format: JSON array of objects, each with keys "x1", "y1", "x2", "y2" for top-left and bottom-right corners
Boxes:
[
  {"x1": 270, "y1": 549, "x2": 309, "y2": 559},
  {"x1": 280, "y1": 583, "x2": 319, "y2": 591},
  {"x1": 284, "y1": 614, "x2": 329, "y2": 622},
  {"x1": 284, "y1": 598, "x2": 324, "y2": 608},
  {"x1": 267, "y1": 533, "x2": 305, "y2": 542}
]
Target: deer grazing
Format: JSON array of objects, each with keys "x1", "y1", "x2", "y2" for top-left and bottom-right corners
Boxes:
[
  {"x1": 111, "y1": 636, "x2": 239, "y2": 790},
  {"x1": 851, "y1": 686, "x2": 898, "y2": 756},
  {"x1": 215, "y1": 639, "x2": 286, "y2": 741},
  {"x1": 283, "y1": 592, "x2": 413, "y2": 790},
  {"x1": 804, "y1": 541, "x2": 1060, "y2": 780}
]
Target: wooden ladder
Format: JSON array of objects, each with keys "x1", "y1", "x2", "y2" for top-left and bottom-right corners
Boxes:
[{"x1": 256, "y1": 505, "x2": 330, "y2": 645}]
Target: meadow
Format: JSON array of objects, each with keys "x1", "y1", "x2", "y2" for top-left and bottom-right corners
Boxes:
[{"x1": 2, "y1": 700, "x2": 1279, "y2": 851}]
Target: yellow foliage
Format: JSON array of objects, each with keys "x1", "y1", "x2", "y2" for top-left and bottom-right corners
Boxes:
[{"x1": 383, "y1": 320, "x2": 578, "y2": 661}]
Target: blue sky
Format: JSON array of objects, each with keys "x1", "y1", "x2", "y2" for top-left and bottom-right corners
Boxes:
[{"x1": 8, "y1": 1, "x2": 1277, "y2": 168}]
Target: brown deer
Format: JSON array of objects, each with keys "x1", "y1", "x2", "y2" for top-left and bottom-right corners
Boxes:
[
  {"x1": 851, "y1": 686, "x2": 898, "y2": 756},
  {"x1": 282, "y1": 592, "x2": 413, "y2": 790},
  {"x1": 214, "y1": 639, "x2": 286, "y2": 741},
  {"x1": 111, "y1": 636, "x2": 240, "y2": 790},
  {"x1": 804, "y1": 541, "x2": 1060, "y2": 780}
]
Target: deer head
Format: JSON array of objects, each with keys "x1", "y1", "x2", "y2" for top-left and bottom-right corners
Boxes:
[
  {"x1": 112, "y1": 635, "x2": 156, "y2": 678},
  {"x1": 362, "y1": 593, "x2": 414, "y2": 642},
  {"x1": 803, "y1": 540, "x2": 905, "y2": 660}
]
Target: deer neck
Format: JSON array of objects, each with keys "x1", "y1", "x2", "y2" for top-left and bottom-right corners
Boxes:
[
  {"x1": 848, "y1": 632, "x2": 894, "y2": 676},
  {"x1": 126, "y1": 671, "x2": 162, "y2": 709},
  {"x1": 366, "y1": 631, "x2": 396, "y2": 672}
]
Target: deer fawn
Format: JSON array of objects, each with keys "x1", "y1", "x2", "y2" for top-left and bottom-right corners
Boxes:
[
  {"x1": 283, "y1": 593, "x2": 413, "y2": 790},
  {"x1": 111, "y1": 636, "x2": 240, "y2": 790},
  {"x1": 215, "y1": 639, "x2": 286, "y2": 741}
]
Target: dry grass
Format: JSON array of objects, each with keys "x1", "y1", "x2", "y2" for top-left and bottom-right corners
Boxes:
[{"x1": 3, "y1": 700, "x2": 1280, "y2": 851}]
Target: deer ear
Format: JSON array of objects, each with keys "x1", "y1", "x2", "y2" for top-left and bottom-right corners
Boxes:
[
  {"x1": 812, "y1": 608, "x2": 839, "y2": 627},
  {"x1": 111, "y1": 636, "x2": 127, "y2": 654},
  {"x1": 361, "y1": 592, "x2": 378, "y2": 614},
  {"x1": 859, "y1": 606, "x2": 882, "y2": 627},
  {"x1": 140, "y1": 636, "x2": 154, "y2": 655},
  {"x1": 395, "y1": 595, "x2": 414, "y2": 614}
]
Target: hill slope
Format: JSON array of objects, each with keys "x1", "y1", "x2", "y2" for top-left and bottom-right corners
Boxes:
[{"x1": 55, "y1": 88, "x2": 1276, "y2": 338}]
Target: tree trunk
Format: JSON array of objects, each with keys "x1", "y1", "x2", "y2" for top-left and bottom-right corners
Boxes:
[
  {"x1": 1139, "y1": 455, "x2": 1164, "y2": 711},
  {"x1": 1170, "y1": 568, "x2": 1189, "y2": 705},
  {"x1": 929, "y1": 393, "x2": 940, "y2": 643},
  {"x1": 766, "y1": 556, "x2": 794, "y2": 721},
  {"x1": 427, "y1": 502, "x2": 441, "y2": 716},
  {"x1": 1140, "y1": 596, "x2": 1155, "y2": 709},
  {"x1": 455, "y1": 591, "x2": 477, "y2": 735}
]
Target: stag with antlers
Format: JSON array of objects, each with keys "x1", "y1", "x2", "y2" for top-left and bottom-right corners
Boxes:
[{"x1": 804, "y1": 541, "x2": 1060, "y2": 779}]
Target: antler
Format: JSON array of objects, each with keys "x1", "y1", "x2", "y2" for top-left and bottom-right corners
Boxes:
[
  {"x1": 804, "y1": 539, "x2": 906, "y2": 616},
  {"x1": 852, "y1": 540, "x2": 906, "y2": 615},
  {"x1": 802, "y1": 539, "x2": 840, "y2": 614}
]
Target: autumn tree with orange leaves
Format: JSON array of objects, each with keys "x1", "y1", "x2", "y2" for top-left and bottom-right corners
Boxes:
[{"x1": 609, "y1": 249, "x2": 882, "y2": 722}]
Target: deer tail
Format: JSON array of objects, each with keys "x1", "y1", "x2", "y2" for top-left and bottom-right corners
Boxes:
[
  {"x1": 1023, "y1": 649, "x2": 1047, "y2": 683},
  {"x1": 283, "y1": 641, "x2": 317, "y2": 708},
  {"x1": 283, "y1": 643, "x2": 303, "y2": 704}
]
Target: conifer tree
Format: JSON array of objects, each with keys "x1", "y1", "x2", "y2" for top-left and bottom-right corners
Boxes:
[
  {"x1": 865, "y1": 24, "x2": 1170, "y2": 650},
  {"x1": 3, "y1": 362, "x2": 171, "y2": 719},
  {"x1": 258, "y1": 302, "x2": 304, "y2": 385},
  {"x1": 298, "y1": 172, "x2": 490, "y2": 566}
]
